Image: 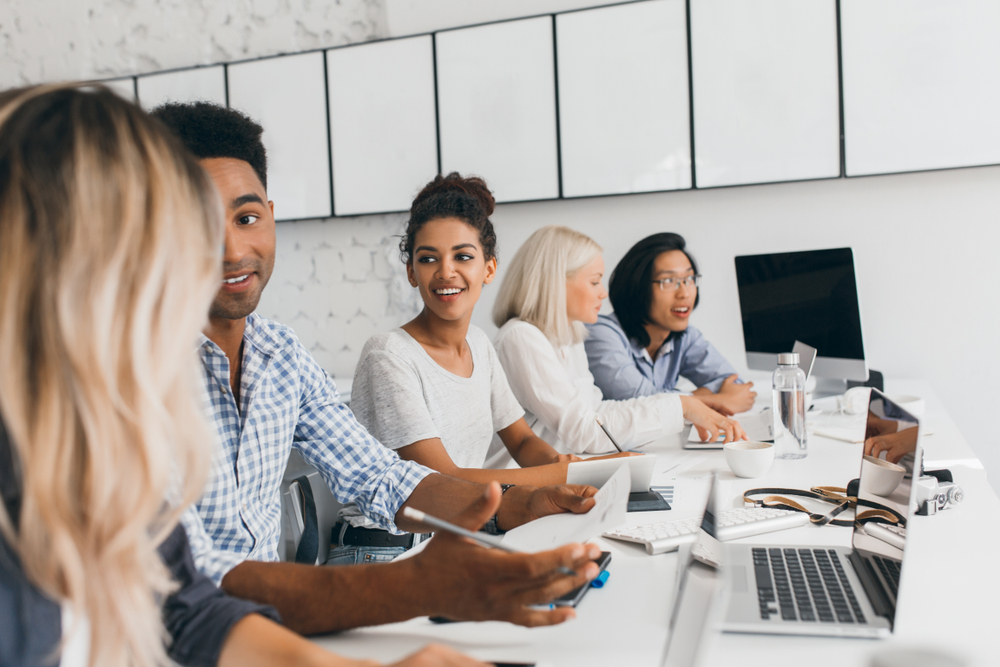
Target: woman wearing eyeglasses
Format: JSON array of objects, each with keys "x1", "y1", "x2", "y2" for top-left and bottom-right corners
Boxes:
[
  {"x1": 490, "y1": 226, "x2": 743, "y2": 464},
  {"x1": 584, "y1": 233, "x2": 756, "y2": 416}
]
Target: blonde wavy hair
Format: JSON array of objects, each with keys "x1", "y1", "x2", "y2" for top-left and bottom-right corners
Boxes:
[
  {"x1": 0, "y1": 84, "x2": 223, "y2": 667},
  {"x1": 493, "y1": 225, "x2": 602, "y2": 347}
]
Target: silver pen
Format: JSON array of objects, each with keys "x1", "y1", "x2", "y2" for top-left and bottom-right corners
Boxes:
[{"x1": 402, "y1": 506, "x2": 578, "y2": 577}]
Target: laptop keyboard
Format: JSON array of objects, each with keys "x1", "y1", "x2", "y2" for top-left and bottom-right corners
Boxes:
[
  {"x1": 873, "y1": 555, "x2": 901, "y2": 598},
  {"x1": 753, "y1": 548, "x2": 867, "y2": 624}
]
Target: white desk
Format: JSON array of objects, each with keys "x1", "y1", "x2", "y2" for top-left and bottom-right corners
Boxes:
[{"x1": 312, "y1": 380, "x2": 1000, "y2": 666}]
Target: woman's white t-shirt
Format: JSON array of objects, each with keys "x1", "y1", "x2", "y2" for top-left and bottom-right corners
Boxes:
[
  {"x1": 59, "y1": 604, "x2": 90, "y2": 667},
  {"x1": 351, "y1": 326, "x2": 524, "y2": 467},
  {"x1": 339, "y1": 326, "x2": 525, "y2": 528}
]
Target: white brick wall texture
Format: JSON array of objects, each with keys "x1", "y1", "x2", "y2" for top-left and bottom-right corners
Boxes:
[
  {"x1": 256, "y1": 214, "x2": 423, "y2": 382},
  {"x1": 1, "y1": 0, "x2": 424, "y2": 383}
]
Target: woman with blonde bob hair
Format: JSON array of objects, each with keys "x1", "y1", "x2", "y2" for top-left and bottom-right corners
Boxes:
[
  {"x1": 491, "y1": 226, "x2": 744, "y2": 462},
  {"x1": 0, "y1": 84, "x2": 472, "y2": 667}
]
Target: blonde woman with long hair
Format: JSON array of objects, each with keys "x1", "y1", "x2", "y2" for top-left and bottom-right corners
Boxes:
[
  {"x1": 491, "y1": 226, "x2": 745, "y2": 464},
  {"x1": 0, "y1": 84, "x2": 483, "y2": 667}
]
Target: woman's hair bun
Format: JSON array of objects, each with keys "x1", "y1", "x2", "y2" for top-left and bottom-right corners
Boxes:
[
  {"x1": 411, "y1": 172, "x2": 495, "y2": 218},
  {"x1": 401, "y1": 172, "x2": 498, "y2": 263}
]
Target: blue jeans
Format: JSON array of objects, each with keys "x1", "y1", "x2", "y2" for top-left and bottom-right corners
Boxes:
[{"x1": 325, "y1": 544, "x2": 406, "y2": 565}]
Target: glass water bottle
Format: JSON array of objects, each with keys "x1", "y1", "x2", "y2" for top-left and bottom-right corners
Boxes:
[{"x1": 772, "y1": 352, "x2": 807, "y2": 459}]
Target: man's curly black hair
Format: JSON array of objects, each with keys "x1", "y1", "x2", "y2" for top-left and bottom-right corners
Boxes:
[{"x1": 151, "y1": 101, "x2": 268, "y2": 190}]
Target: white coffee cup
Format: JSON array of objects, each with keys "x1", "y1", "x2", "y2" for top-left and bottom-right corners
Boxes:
[
  {"x1": 860, "y1": 455, "x2": 906, "y2": 497},
  {"x1": 723, "y1": 441, "x2": 775, "y2": 478}
]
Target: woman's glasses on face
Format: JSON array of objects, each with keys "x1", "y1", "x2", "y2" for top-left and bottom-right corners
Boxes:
[{"x1": 652, "y1": 274, "x2": 701, "y2": 291}]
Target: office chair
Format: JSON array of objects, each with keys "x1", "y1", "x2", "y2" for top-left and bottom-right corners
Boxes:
[{"x1": 282, "y1": 462, "x2": 344, "y2": 565}]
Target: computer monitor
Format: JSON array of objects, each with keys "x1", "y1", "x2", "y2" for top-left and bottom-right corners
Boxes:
[{"x1": 734, "y1": 247, "x2": 868, "y2": 385}]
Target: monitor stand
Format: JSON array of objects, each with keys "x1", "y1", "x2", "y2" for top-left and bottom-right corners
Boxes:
[{"x1": 812, "y1": 377, "x2": 849, "y2": 399}]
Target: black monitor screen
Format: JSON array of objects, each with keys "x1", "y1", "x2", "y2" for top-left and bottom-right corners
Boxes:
[{"x1": 734, "y1": 248, "x2": 864, "y2": 360}]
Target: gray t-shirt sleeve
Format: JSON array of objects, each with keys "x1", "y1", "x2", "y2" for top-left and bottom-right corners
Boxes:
[
  {"x1": 486, "y1": 336, "x2": 525, "y2": 433},
  {"x1": 353, "y1": 347, "x2": 440, "y2": 451}
]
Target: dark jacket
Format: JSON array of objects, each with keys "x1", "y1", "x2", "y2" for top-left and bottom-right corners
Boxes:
[{"x1": 0, "y1": 418, "x2": 279, "y2": 667}]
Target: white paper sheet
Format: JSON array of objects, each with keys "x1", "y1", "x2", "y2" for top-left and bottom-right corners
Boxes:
[
  {"x1": 501, "y1": 463, "x2": 630, "y2": 551},
  {"x1": 566, "y1": 454, "x2": 655, "y2": 493}
]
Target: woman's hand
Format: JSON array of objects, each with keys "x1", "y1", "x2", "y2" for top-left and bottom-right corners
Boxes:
[
  {"x1": 864, "y1": 428, "x2": 918, "y2": 464},
  {"x1": 865, "y1": 412, "x2": 899, "y2": 441},
  {"x1": 693, "y1": 375, "x2": 756, "y2": 415},
  {"x1": 680, "y1": 395, "x2": 747, "y2": 444}
]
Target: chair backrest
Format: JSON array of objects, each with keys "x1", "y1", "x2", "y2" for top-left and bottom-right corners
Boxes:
[{"x1": 280, "y1": 452, "x2": 344, "y2": 565}]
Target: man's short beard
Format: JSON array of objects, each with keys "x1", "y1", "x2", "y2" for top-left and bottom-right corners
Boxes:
[{"x1": 209, "y1": 291, "x2": 261, "y2": 321}]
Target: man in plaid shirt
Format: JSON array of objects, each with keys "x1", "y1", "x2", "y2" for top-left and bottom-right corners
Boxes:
[{"x1": 155, "y1": 102, "x2": 603, "y2": 636}]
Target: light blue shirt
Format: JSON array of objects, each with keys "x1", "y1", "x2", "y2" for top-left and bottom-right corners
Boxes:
[
  {"x1": 182, "y1": 313, "x2": 432, "y2": 585},
  {"x1": 584, "y1": 313, "x2": 740, "y2": 401}
]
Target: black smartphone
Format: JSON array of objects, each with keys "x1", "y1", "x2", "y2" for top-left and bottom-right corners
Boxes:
[{"x1": 553, "y1": 551, "x2": 611, "y2": 607}]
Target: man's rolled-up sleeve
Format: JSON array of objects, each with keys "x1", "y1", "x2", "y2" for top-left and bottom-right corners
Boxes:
[{"x1": 292, "y1": 349, "x2": 432, "y2": 534}]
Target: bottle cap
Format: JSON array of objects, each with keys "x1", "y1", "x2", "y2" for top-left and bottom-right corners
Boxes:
[{"x1": 777, "y1": 352, "x2": 799, "y2": 365}]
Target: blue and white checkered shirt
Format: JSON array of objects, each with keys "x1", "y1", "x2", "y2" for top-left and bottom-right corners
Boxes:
[{"x1": 182, "y1": 313, "x2": 432, "y2": 585}]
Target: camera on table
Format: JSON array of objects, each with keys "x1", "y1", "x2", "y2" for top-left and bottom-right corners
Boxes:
[{"x1": 915, "y1": 473, "x2": 964, "y2": 516}]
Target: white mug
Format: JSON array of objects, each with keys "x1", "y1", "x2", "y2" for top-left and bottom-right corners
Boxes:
[
  {"x1": 860, "y1": 455, "x2": 905, "y2": 497},
  {"x1": 723, "y1": 441, "x2": 775, "y2": 478}
]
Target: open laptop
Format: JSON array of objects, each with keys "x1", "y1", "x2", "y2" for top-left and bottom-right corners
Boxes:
[{"x1": 722, "y1": 388, "x2": 919, "y2": 638}]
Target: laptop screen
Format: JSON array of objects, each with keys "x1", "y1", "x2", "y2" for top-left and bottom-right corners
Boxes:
[{"x1": 849, "y1": 389, "x2": 922, "y2": 624}]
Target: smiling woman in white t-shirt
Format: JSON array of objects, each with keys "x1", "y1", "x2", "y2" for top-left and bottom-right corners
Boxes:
[
  {"x1": 350, "y1": 175, "x2": 628, "y2": 493},
  {"x1": 490, "y1": 226, "x2": 745, "y2": 464}
]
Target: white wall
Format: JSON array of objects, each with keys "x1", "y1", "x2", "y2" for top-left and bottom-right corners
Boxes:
[
  {"x1": 3, "y1": 0, "x2": 997, "y2": 489},
  {"x1": 383, "y1": 0, "x2": 634, "y2": 37}
]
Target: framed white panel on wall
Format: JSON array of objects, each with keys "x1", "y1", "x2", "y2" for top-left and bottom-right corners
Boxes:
[
  {"x1": 557, "y1": 0, "x2": 691, "y2": 197},
  {"x1": 227, "y1": 52, "x2": 331, "y2": 221},
  {"x1": 690, "y1": 0, "x2": 841, "y2": 188},
  {"x1": 103, "y1": 77, "x2": 136, "y2": 102},
  {"x1": 436, "y1": 16, "x2": 559, "y2": 203},
  {"x1": 137, "y1": 66, "x2": 226, "y2": 110},
  {"x1": 841, "y1": 0, "x2": 1000, "y2": 177},
  {"x1": 327, "y1": 36, "x2": 438, "y2": 216}
]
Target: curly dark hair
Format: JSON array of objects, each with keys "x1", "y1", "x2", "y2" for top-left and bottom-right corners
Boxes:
[
  {"x1": 150, "y1": 101, "x2": 268, "y2": 190},
  {"x1": 609, "y1": 232, "x2": 700, "y2": 348},
  {"x1": 399, "y1": 172, "x2": 498, "y2": 264}
]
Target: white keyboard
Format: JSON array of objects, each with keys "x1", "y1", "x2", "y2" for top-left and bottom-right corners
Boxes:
[
  {"x1": 603, "y1": 507, "x2": 810, "y2": 555},
  {"x1": 864, "y1": 522, "x2": 906, "y2": 550}
]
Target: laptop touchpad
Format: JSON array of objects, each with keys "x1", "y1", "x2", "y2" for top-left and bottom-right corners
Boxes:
[{"x1": 730, "y1": 565, "x2": 747, "y2": 593}]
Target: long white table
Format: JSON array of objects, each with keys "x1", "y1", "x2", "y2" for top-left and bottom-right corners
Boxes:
[{"x1": 312, "y1": 380, "x2": 1000, "y2": 666}]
